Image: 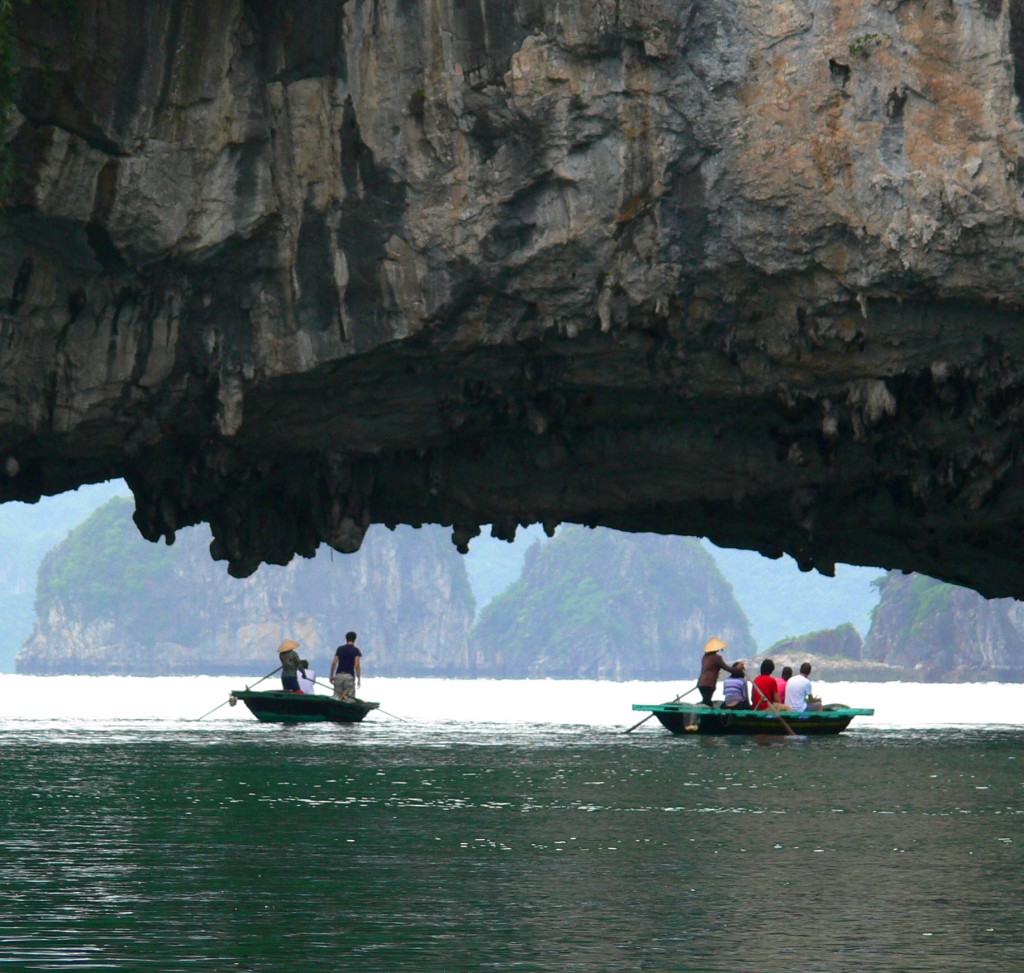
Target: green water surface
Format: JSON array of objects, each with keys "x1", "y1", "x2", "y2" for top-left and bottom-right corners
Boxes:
[{"x1": 1, "y1": 721, "x2": 1021, "y2": 972}]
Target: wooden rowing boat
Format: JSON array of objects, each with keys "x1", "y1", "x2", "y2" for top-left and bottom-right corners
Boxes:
[
  {"x1": 230, "y1": 689, "x2": 379, "y2": 724},
  {"x1": 631, "y1": 701, "x2": 873, "y2": 736}
]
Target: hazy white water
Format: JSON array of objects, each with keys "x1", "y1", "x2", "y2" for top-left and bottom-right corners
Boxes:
[{"x1": 0, "y1": 674, "x2": 1020, "y2": 729}]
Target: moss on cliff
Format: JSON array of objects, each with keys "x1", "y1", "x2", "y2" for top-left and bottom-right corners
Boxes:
[
  {"x1": 35, "y1": 496, "x2": 178, "y2": 641},
  {"x1": 470, "y1": 527, "x2": 755, "y2": 679},
  {"x1": 22, "y1": 499, "x2": 478, "y2": 675}
]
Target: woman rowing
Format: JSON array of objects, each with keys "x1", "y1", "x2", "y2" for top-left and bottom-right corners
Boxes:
[{"x1": 696, "y1": 636, "x2": 743, "y2": 707}]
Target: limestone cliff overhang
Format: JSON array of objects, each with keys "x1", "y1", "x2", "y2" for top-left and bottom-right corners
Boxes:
[{"x1": 4, "y1": 1, "x2": 1024, "y2": 597}]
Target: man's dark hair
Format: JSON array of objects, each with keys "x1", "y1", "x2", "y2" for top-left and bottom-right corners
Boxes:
[
  {"x1": 346, "y1": 631, "x2": 357, "y2": 642},
  {"x1": 760, "y1": 659, "x2": 775, "y2": 675},
  {"x1": 781, "y1": 666, "x2": 793, "y2": 679},
  {"x1": 800, "y1": 662, "x2": 812, "y2": 675}
]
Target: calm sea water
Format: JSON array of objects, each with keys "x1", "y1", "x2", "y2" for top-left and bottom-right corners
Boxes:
[{"x1": 0, "y1": 677, "x2": 1021, "y2": 972}]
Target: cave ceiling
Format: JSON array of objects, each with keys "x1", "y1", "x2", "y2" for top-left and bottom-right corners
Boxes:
[{"x1": 4, "y1": 0, "x2": 1024, "y2": 597}]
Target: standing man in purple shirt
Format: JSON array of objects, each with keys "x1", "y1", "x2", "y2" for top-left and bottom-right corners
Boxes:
[{"x1": 330, "y1": 631, "x2": 363, "y2": 700}]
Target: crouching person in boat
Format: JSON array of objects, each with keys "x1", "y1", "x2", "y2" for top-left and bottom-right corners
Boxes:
[
  {"x1": 277, "y1": 638, "x2": 305, "y2": 693},
  {"x1": 297, "y1": 660, "x2": 316, "y2": 695},
  {"x1": 331, "y1": 631, "x2": 363, "y2": 701},
  {"x1": 721, "y1": 661, "x2": 751, "y2": 709},
  {"x1": 697, "y1": 637, "x2": 743, "y2": 707}
]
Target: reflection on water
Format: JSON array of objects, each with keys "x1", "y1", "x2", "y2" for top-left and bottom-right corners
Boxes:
[{"x1": 0, "y1": 716, "x2": 1021, "y2": 973}]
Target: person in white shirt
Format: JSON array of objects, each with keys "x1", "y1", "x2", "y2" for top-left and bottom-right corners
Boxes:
[
  {"x1": 297, "y1": 661, "x2": 316, "y2": 695},
  {"x1": 785, "y1": 662, "x2": 814, "y2": 712}
]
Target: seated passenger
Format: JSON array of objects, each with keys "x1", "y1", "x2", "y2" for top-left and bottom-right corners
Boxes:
[
  {"x1": 775, "y1": 665, "x2": 793, "y2": 704},
  {"x1": 721, "y1": 662, "x2": 750, "y2": 709},
  {"x1": 785, "y1": 662, "x2": 822, "y2": 712},
  {"x1": 297, "y1": 661, "x2": 315, "y2": 695},
  {"x1": 752, "y1": 659, "x2": 780, "y2": 711}
]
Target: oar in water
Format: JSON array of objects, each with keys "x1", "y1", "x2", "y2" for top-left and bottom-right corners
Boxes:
[
  {"x1": 309, "y1": 676, "x2": 409, "y2": 723},
  {"x1": 373, "y1": 707, "x2": 409, "y2": 723},
  {"x1": 746, "y1": 674, "x2": 796, "y2": 736},
  {"x1": 195, "y1": 665, "x2": 282, "y2": 721},
  {"x1": 624, "y1": 684, "x2": 698, "y2": 733}
]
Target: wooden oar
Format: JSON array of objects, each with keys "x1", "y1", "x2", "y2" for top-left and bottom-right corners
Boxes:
[
  {"x1": 372, "y1": 707, "x2": 409, "y2": 723},
  {"x1": 624, "y1": 684, "x2": 698, "y2": 733},
  {"x1": 746, "y1": 674, "x2": 796, "y2": 736},
  {"x1": 195, "y1": 665, "x2": 282, "y2": 721},
  {"x1": 247, "y1": 665, "x2": 283, "y2": 691},
  {"x1": 309, "y1": 676, "x2": 409, "y2": 722},
  {"x1": 195, "y1": 697, "x2": 234, "y2": 722}
]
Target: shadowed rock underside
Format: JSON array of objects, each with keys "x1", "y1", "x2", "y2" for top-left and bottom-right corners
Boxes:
[{"x1": 5, "y1": 1, "x2": 1024, "y2": 598}]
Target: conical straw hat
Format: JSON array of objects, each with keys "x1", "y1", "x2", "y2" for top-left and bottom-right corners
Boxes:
[
  {"x1": 703, "y1": 636, "x2": 727, "y2": 654},
  {"x1": 278, "y1": 638, "x2": 299, "y2": 654}
]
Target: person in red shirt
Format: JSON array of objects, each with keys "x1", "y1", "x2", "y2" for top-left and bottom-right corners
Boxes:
[{"x1": 752, "y1": 659, "x2": 781, "y2": 710}]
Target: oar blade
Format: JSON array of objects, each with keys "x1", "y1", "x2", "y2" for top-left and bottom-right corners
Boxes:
[{"x1": 624, "y1": 684, "x2": 697, "y2": 733}]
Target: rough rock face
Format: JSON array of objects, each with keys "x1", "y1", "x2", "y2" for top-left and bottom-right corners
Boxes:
[
  {"x1": 7, "y1": 2, "x2": 1024, "y2": 600},
  {"x1": 861, "y1": 571, "x2": 1024, "y2": 681},
  {"x1": 469, "y1": 526, "x2": 754, "y2": 678},
  {"x1": 17, "y1": 500, "x2": 475, "y2": 675},
  {"x1": 770, "y1": 622, "x2": 864, "y2": 661}
]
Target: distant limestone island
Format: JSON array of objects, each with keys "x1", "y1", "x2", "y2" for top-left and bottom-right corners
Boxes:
[
  {"x1": 469, "y1": 528, "x2": 755, "y2": 679},
  {"x1": 15, "y1": 499, "x2": 1024, "y2": 680},
  {"x1": 18, "y1": 498, "x2": 477, "y2": 677},
  {"x1": 765, "y1": 572, "x2": 1024, "y2": 682},
  {"x1": 18, "y1": 503, "x2": 752, "y2": 678},
  {"x1": 765, "y1": 624, "x2": 911, "y2": 683}
]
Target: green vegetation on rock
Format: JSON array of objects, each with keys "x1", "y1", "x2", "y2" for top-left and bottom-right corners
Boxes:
[
  {"x1": 20, "y1": 500, "x2": 477, "y2": 676},
  {"x1": 767, "y1": 621, "x2": 864, "y2": 668},
  {"x1": 36, "y1": 497, "x2": 177, "y2": 635},
  {"x1": 862, "y1": 571, "x2": 1024, "y2": 681},
  {"x1": 906, "y1": 574, "x2": 954, "y2": 632},
  {"x1": 19, "y1": 492, "x2": 1024, "y2": 682},
  {"x1": 0, "y1": 480, "x2": 129, "y2": 670},
  {"x1": 470, "y1": 527, "x2": 755, "y2": 679},
  {"x1": 704, "y1": 541, "x2": 884, "y2": 646},
  {"x1": 462, "y1": 525, "x2": 549, "y2": 617}
]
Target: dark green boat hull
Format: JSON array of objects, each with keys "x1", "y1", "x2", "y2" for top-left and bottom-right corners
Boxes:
[
  {"x1": 632, "y1": 702, "x2": 873, "y2": 736},
  {"x1": 231, "y1": 690, "x2": 379, "y2": 724}
]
